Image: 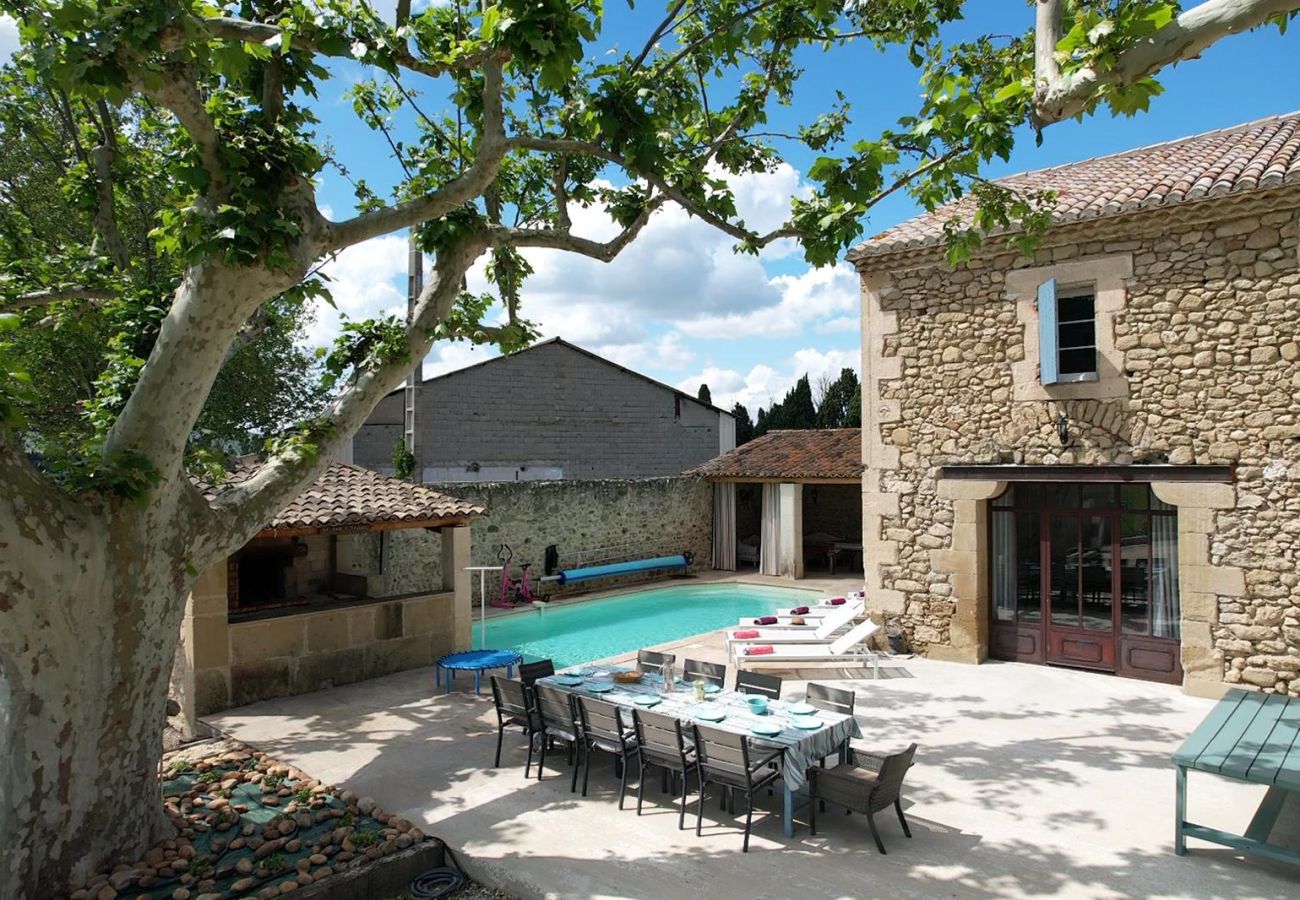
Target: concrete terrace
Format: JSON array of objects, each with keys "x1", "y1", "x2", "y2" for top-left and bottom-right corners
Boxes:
[{"x1": 208, "y1": 613, "x2": 1300, "y2": 900}]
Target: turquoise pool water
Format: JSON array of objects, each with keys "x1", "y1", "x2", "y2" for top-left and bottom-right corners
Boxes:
[{"x1": 472, "y1": 583, "x2": 816, "y2": 668}]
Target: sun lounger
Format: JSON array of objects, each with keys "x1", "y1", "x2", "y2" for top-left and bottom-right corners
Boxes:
[
  {"x1": 734, "y1": 619, "x2": 882, "y2": 679},
  {"x1": 725, "y1": 601, "x2": 861, "y2": 653},
  {"x1": 736, "y1": 595, "x2": 864, "y2": 627}
]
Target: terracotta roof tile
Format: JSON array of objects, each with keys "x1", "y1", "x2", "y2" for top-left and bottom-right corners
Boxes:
[
  {"x1": 849, "y1": 111, "x2": 1300, "y2": 261},
  {"x1": 203, "y1": 463, "x2": 484, "y2": 532},
  {"x1": 686, "y1": 429, "x2": 862, "y2": 480}
]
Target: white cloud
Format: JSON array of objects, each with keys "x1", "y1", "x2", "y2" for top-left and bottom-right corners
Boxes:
[
  {"x1": 456, "y1": 163, "x2": 835, "y2": 356},
  {"x1": 598, "y1": 331, "x2": 696, "y2": 373},
  {"x1": 305, "y1": 162, "x2": 853, "y2": 391},
  {"x1": 306, "y1": 235, "x2": 408, "y2": 348},
  {"x1": 422, "y1": 342, "x2": 498, "y2": 380},
  {"x1": 0, "y1": 16, "x2": 19, "y2": 61},
  {"x1": 678, "y1": 346, "x2": 860, "y2": 412},
  {"x1": 676, "y1": 263, "x2": 860, "y2": 340}
]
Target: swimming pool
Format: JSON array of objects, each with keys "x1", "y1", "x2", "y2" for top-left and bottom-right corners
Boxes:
[{"x1": 472, "y1": 582, "x2": 817, "y2": 668}]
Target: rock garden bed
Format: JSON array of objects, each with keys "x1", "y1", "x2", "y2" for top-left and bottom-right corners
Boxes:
[{"x1": 69, "y1": 740, "x2": 441, "y2": 900}]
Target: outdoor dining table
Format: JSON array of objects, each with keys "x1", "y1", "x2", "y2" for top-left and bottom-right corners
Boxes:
[{"x1": 540, "y1": 666, "x2": 862, "y2": 837}]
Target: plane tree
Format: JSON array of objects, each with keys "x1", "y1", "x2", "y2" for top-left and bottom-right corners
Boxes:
[{"x1": 0, "y1": 0, "x2": 1294, "y2": 894}]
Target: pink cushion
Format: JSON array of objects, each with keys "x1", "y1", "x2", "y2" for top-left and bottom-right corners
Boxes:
[
  {"x1": 732, "y1": 629, "x2": 761, "y2": 639},
  {"x1": 744, "y1": 645, "x2": 775, "y2": 656},
  {"x1": 754, "y1": 616, "x2": 778, "y2": 625}
]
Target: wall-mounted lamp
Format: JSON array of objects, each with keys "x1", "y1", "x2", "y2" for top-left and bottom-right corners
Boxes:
[{"x1": 1056, "y1": 414, "x2": 1071, "y2": 448}]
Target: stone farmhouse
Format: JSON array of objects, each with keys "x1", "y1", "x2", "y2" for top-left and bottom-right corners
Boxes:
[
  {"x1": 351, "y1": 337, "x2": 735, "y2": 483},
  {"x1": 850, "y1": 112, "x2": 1300, "y2": 697}
]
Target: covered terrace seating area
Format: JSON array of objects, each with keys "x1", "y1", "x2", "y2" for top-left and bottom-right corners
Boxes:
[{"x1": 687, "y1": 429, "x2": 864, "y2": 579}]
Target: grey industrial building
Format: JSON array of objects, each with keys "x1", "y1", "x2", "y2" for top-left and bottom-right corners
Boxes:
[{"x1": 350, "y1": 338, "x2": 735, "y2": 482}]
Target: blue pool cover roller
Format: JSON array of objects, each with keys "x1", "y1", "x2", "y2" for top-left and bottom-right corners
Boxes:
[{"x1": 553, "y1": 554, "x2": 689, "y2": 585}]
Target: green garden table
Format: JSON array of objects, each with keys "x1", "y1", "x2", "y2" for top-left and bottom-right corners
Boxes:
[
  {"x1": 541, "y1": 667, "x2": 861, "y2": 838},
  {"x1": 1173, "y1": 688, "x2": 1300, "y2": 866}
]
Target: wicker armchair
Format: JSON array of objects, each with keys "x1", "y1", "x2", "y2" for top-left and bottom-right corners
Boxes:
[{"x1": 808, "y1": 743, "x2": 917, "y2": 854}]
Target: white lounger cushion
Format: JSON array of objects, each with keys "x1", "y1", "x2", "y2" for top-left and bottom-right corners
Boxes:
[
  {"x1": 736, "y1": 619, "x2": 881, "y2": 662},
  {"x1": 727, "y1": 601, "x2": 861, "y2": 646},
  {"x1": 736, "y1": 597, "x2": 863, "y2": 627}
]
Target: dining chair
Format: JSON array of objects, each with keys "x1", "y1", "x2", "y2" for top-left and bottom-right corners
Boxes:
[
  {"x1": 575, "y1": 696, "x2": 639, "y2": 808},
  {"x1": 809, "y1": 743, "x2": 918, "y2": 854},
  {"x1": 489, "y1": 676, "x2": 539, "y2": 775},
  {"x1": 693, "y1": 724, "x2": 782, "y2": 852},
  {"x1": 806, "y1": 682, "x2": 856, "y2": 765},
  {"x1": 734, "y1": 670, "x2": 782, "y2": 700},
  {"x1": 534, "y1": 683, "x2": 582, "y2": 792},
  {"x1": 632, "y1": 708, "x2": 697, "y2": 829},
  {"x1": 682, "y1": 658, "x2": 726, "y2": 688},
  {"x1": 518, "y1": 658, "x2": 556, "y2": 687},
  {"x1": 637, "y1": 649, "x2": 677, "y2": 675}
]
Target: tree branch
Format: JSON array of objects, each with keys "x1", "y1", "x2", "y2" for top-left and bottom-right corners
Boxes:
[
  {"x1": 201, "y1": 15, "x2": 506, "y2": 82},
  {"x1": 324, "y1": 63, "x2": 507, "y2": 251},
  {"x1": 134, "y1": 68, "x2": 225, "y2": 197},
  {"x1": 262, "y1": 56, "x2": 284, "y2": 127},
  {"x1": 507, "y1": 135, "x2": 799, "y2": 248},
  {"x1": 1033, "y1": 0, "x2": 1299, "y2": 125},
  {"x1": 5, "y1": 287, "x2": 117, "y2": 310},
  {"x1": 629, "y1": 0, "x2": 690, "y2": 73},
  {"x1": 88, "y1": 100, "x2": 130, "y2": 270},
  {"x1": 490, "y1": 194, "x2": 668, "y2": 261},
  {"x1": 195, "y1": 235, "x2": 490, "y2": 556}
]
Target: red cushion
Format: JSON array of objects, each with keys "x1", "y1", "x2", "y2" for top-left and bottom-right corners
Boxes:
[{"x1": 744, "y1": 645, "x2": 775, "y2": 656}]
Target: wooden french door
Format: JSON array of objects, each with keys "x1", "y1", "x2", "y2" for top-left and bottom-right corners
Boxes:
[
  {"x1": 1045, "y1": 511, "x2": 1116, "y2": 670},
  {"x1": 989, "y1": 483, "x2": 1182, "y2": 684}
]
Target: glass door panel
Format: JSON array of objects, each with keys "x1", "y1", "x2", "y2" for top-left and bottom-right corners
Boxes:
[
  {"x1": 1016, "y1": 510, "x2": 1042, "y2": 623},
  {"x1": 1080, "y1": 516, "x2": 1113, "y2": 631},
  {"x1": 1049, "y1": 516, "x2": 1080, "y2": 627},
  {"x1": 1120, "y1": 512, "x2": 1152, "y2": 634}
]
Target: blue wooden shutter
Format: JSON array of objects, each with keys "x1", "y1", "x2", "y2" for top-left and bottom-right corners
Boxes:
[{"x1": 1038, "y1": 277, "x2": 1059, "y2": 385}]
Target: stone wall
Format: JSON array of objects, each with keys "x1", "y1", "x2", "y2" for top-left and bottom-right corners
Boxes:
[
  {"x1": 370, "y1": 476, "x2": 714, "y2": 603},
  {"x1": 855, "y1": 188, "x2": 1300, "y2": 696}
]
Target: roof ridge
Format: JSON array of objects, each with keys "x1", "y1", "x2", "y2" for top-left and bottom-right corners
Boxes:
[
  {"x1": 984, "y1": 110, "x2": 1300, "y2": 185},
  {"x1": 849, "y1": 111, "x2": 1300, "y2": 261}
]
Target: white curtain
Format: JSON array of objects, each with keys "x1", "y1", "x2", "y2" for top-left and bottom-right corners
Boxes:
[
  {"x1": 759, "y1": 483, "x2": 781, "y2": 576},
  {"x1": 712, "y1": 483, "x2": 737, "y2": 570},
  {"x1": 1151, "y1": 513, "x2": 1180, "y2": 639},
  {"x1": 991, "y1": 510, "x2": 1016, "y2": 622}
]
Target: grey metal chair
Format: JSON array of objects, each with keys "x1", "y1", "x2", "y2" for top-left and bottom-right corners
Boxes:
[
  {"x1": 632, "y1": 708, "x2": 696, "y2": 829},
  {"x1": 637, "y1": 649, "x2": 677, "y2": 675},
  {"x1": 682, "y1": 658, "x2": 726, "y2": 687},
  {"x1": 734, "y1": 669, "x2": 782, "y2": 700},
  {"x1": 693, "y1": 724, "x2": 782, "y2": 852},
  {"x1": 809, "y1": 743, "x2": 918, "y2": 854},
  {"x1": 519, "y1": 658, "x2": 556, "y2": 687},
  {"x1": 575, "y1": 696, "x2": 639, "y2": 807},
  {"x1": 489, "y1": 676, "x2": 539, "y2": 775},
  {"x1": 806, "y1": 682, "x2": 856, "y2": 768},
  {"x1": 534, "y1": 683, "x2": 582, "y2": 792}
]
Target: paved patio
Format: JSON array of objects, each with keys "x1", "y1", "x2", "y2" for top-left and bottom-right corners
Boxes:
[{"x1": 208, "y1": 627, "x2": 1300, "y2": 899}]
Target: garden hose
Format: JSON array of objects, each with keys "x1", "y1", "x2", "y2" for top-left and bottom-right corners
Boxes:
[{"x1": 407, "y1": 841, "x2": 467, "y2": 899}]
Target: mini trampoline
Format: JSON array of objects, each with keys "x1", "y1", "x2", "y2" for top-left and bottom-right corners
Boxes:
[{"x1": 436, "y1": 649, "x2": 523, "y2": 694}]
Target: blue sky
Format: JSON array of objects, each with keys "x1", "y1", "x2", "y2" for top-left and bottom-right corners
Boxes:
[{"x1": 2, "y1": 3, "x2": 1296, "y2": 413}]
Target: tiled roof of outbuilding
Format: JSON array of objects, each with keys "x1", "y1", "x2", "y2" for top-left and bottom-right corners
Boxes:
[
  {"x1": 849, "y1": 111, "x2": 1300, "y2": 261},
  {"x1": 686, "y1": 429, "x2": 862, "y2": 480},
  {"x1": 203, "y1": 463, "x2": 484, "y2": 532}
]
